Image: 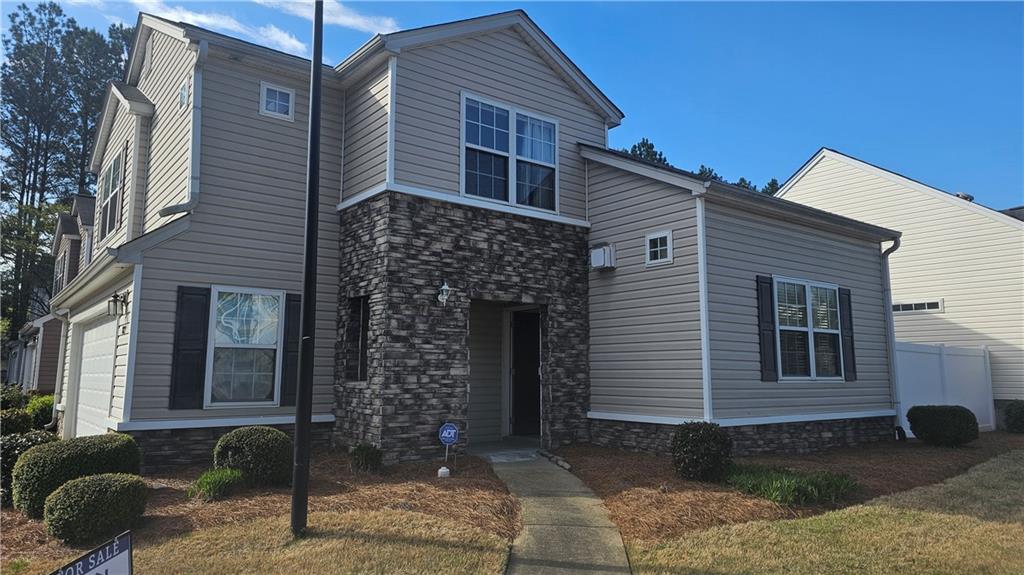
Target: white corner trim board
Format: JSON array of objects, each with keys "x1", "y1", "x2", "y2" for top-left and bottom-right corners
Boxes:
[
  {"x1": 109, "y1": 413, "x2": 336, "y2": 432},
  {"x1": 587, "y1": 409, "x2": 896, "y2": 428},
  {"x1": 695, "y1": 196, "x2": 712, "y2": 420}
]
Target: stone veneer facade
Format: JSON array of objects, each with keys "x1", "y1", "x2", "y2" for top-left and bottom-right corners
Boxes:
[
  {"x1": 335, "y1": 191, "x2": 590, "y2": 463},
  {"x1": 589, "y1": 416, "x2": 896, "y2": 456}
]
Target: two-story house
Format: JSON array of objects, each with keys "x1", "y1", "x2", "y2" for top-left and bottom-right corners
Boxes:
[{"x1": 51, "y1": 10, "x2": 902, "y2": 467}]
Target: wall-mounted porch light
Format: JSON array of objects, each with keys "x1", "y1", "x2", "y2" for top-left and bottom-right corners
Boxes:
[
  {"x1": 437, "y1": 282, "x2": 453, "y2": 307},
  {"x1": 107, "y1": 291, "x2": 129, "y2": 317}
]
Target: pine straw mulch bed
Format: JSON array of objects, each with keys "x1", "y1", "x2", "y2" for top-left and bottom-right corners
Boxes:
[
  {"x1": 0, "y1": 448, "x2": 520, "y2": 569},
  {"x1": 555, "y1": 431, "x2": 1024, "y2": 543}
]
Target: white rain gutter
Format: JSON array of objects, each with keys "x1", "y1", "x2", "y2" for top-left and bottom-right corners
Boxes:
[
  {"x1": 44, "y1": 308, "x2": 71, "y2": 431},
  {"x1": 159, "y1": 40, "x2": 208, "y2": 216},
  {"x1": 881, "y1": 237, "x2": 903, "y2": 432}
]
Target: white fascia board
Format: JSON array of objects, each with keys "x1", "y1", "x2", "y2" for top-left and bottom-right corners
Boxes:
[
  {"x1": 579, "y1": 146, "x2": 703, "y2": 193},
  {"x1": 110, "y1": 413, "x2": 336, "y2": 432},
  {"x1": 88, "y1": 87, "x2": 119, "y2": 173}
]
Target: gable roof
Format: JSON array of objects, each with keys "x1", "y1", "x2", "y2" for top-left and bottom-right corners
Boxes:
[
  {"x1": 778, "y1": 148, "x2": 1024, "y2": 230},
  {"x1": 579, "y1": 144, "x2": 900, "y2": 243},
  {"x1": 52, "y1": 213, "x2": 80, "y2": 254},
  {"x1": 335, "y1": 10, "x2": 624, "y2": 126},
  {"x1": 71, "y1": 194, "x2": 95, "y2": 227},
  {"x1": 89, "y1": 80, "x2": 155, "y2": 173}
]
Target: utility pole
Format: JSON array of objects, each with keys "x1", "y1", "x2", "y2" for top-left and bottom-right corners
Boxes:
[{"x1": 291, "y1": 0, "x2": 323, "y2": 537}]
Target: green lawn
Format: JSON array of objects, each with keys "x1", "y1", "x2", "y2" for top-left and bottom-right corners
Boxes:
[{"x1": 630, "y1": 450, "x2": 1024, "y2": 575}]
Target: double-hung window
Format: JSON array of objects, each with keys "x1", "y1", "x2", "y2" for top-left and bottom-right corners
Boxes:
[
  {"x1": 463, "y1": 94, "x2": 558, "y2": 212},
  {"x1": 774, "y1": 278, "x2": 843, "y2": 379},
  {"x1": 53, "y1": 252, "x2": 66, "y2": 293},
  {"x1": 206, "y1": 286, "x2": 284, "y2": 406},
  {"x1": 97, "y1": 153, "x2": 122, "y2": 241}
]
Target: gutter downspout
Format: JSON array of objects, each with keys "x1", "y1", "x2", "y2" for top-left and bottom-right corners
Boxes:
[
  {"x1": 881, "y1": 237, "x2": 903, "y2": 436},
  {"x1": 159, "y1": 39, "x2": 208, "y2": 217},
  {"x1": 44, "y1": 308, "x2": 71, "y2": 432}
]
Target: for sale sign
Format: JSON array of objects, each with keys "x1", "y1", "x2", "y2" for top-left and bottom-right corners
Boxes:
[{"x1": 50, "y1": 531, "x2": 132, "y2": 575}]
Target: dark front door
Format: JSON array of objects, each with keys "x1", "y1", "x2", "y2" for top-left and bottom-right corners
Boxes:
[{"x1": 511, "y1": 311, "x2": 541, "y2": 436}]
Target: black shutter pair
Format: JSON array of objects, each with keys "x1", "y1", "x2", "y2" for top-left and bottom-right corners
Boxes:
[
  {"x1": 755, "y1": 276, "x2": 857, "y2": 382},
  {"x1": 169, "y1": 286, "x2": 302, "y2": 409}
]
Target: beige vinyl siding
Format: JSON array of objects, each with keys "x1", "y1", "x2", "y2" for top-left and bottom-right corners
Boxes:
[
  {"x1": 468, "y1": 300, "x2": 503, "y2": 443},
  {"x1": 705, "y1": 202, "x2": 893, "y2": 418},
  {"x1": 341, "y1": 62, "x2": 389, "y2": 199},
  {"x1": 782, "y1": 155, "x2": 1024, "y2": 400},
  {"x1": 92, "y1": 105, "x2": 134, "y2": 257},
  {"x1": 138, "y1": 30, "x2": 193, "y2": 232},
  {"x1": 392, "y1": 28, "x2": 606, "y2": 221},
  {"x1": 35, "y1": 317, "x2": 63, "y2": 394},
  {"x1": 128, "y1": 50, "x2": 341, "y2": 421},
  {"x1": 587, "y1": 163, "x2": 704, "y2": 419}
]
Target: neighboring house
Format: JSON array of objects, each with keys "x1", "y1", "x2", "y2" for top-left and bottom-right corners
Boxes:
[
  {"x1": 778, "y1": 148, "x2": 1024, "y2": 425},
  {"x1": 50, "y1": 10, "x2": 901, "y2": 466},
  {"x1": 4, "y1": 314, "x2": 62, "y2": 394}
]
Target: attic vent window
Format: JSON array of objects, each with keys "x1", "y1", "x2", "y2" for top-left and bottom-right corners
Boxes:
[
  {"x1": 259, "y1": 81, "x2": 294, "y2": 121},
  {"x1": 892, "y1": 300, "x2": 943, "y2": 314}
]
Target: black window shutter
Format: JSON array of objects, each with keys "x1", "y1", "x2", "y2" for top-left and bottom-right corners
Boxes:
[
  {"x1": 756, "y1": 275, "x2": 778, "y2": 382},
  {"x1": 169, "y1": 286, "x2": 211, "y2": 409},
  {"x1": 838, "y1": 288, "x2": 857, "y2": 382},
  {"x1": 280, "y1": 294, "x2": 302, "y2": 406}
]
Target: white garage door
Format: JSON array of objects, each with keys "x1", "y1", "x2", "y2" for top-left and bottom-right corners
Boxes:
[{"x1": 74, "y1": 317, "x2": 117, "y2": 437}]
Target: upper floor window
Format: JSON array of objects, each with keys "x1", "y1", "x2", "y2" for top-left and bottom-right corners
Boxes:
[
  {"x1": 205, "y1": 286, "x2": 284, "y2": 407},
  {"x1": 178, "y1": 79, "x2": 189, "y2": 110},
  {"x1": 53, "y1": 252, "x2": 66, "y2": 293},
  {"x1": 645, "y1": 231, "x2": 673, "y2": 266},
  {"x1": 462, "y1": 94, "x2": 558, "y2": 212},
  {"x1": 97, "y1": 152, "x2": 123, "y2": 241},
  {"x1": 260, "y1": 81, "x2": 294, "y2": 121},
  {"x1": 774, "y1": 278, "x2": 843, "y2": 380}
]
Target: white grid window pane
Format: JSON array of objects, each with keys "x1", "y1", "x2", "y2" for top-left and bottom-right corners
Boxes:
[
  {"x1": 516, "y1": 114, "x2": 555, "y2": 165},
  {"x1": 779, "y1": 330, "x2": 810, "y2": 377},
  {"x1": 465, "y1": 98, "x2": 509, "y2": 153},
  {"x1": 212, "y1": 348, "x2": 276, "y2": 403},
  {"x1": 265, "y1": 87, "x2": 290, "y2": 116},
  {"x1": 465, "y1": 148, "x2": 508, "y2": 201},
  {"x1": 776, "y1": 282, "x2": 807, "y2": 328},
  {"x1": 516, "y1": 161, "x2": 555, "y2": 210},
  {"x1": 648, "y1": 235, "x2": 669, "y2": 262},
  {"x1": 214, "y1": 292, "x2": 280, "y2": 345},
  {"x1": 811, "y1": 286, "x2": 839, "y2": 330},
  {"x1": 814, "y1": 333, "x2": 841, "y2": 377}
]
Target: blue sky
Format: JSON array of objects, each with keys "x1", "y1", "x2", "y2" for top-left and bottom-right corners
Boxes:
[{"x1": 8, "y1": 1, "x2": 1023, "y2": 208}]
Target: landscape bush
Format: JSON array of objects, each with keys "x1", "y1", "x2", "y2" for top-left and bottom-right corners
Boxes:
[
  {"x1": 188, "y1": 468, "x2": 245, "y2": 502},
  {"x1": 12, "y1": 433, "x2": 141, "y2": 518},
  {"x1": 906, "y1": 405, "x2": 979, "y2": 447},
  {"x1": 44, "y1": 473, "x2": 148, "y2": 544},
  {"x1": 1004, "y1": 400, "x2": 1024, "y2": 434},
  {"x1": 25, "y1": 395, "x2": 54, "y2": 429},
  {"x1": 1, "y1": 409, "x2": 33, "y2": 436},
  {"x1": 727, "y1": 464, "x2": 858, "y2": 506},
  {"x1": 214, "y1": 426, "x2": 292, "y2": 486},
  {"x1": 350, "y1": 443, "x2": 383, "y2": 473},
  {"x1": 1, "y1": 430, "x2": 58, "y2": 506},
  {"x1": 1, "y1": 384, "x2": 27, "y2": 410},
  {"x1": 670, "y1": 422, "x2": 733, "y2": 481}
]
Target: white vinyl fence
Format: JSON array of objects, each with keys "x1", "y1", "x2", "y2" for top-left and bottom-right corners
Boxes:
[{"x1": 895, "y1": 342, "x2": 996, "y2": 435}]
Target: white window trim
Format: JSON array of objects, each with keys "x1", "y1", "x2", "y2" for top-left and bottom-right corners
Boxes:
[
  {"x1": 203, "y1": 285, "x2": 286, "y2": 409},
  {"x1": 54, "y1": 252, "x2": 67, "y2": 293},
  {"x1": 892, "y1": 298, "x2": 944, "y2": 314},
  {"x1": 773, "y1": 276, "x2": 844, "y2": 382},
  {"x1": 96, "y1": 152, "x2": 123, "y2": 246},
  {"x1": 644, "y1": 230, "x2": 673, "y2": 267},
  {"x1": 259, "y1": 81, "x2": 295, "y2": 122},
  {"x1": 459, "y1": 91, "x2": 560, "y2": 215}
]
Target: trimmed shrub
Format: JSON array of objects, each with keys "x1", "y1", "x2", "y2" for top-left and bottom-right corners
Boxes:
[
  {"x1": 25, "y1": 395, "x2": 54, "y2": 430},
  {"x1": 1, "y1": 384, "x2": 27, "y2": 410},
  {"x1": 727, "y1": 464, "x2": 858, "y2": 506},
  {"x1": 12, "y1": 433, "x2": 141, "y2": 518},
  {"x1": 44, "y1": 473, "x2": 147, "y2": 544},
  {"x1": 906, "y1": 405, "x2": 979, "y2": 447},
  {"x1": 350, "y1": 443, "x2": 383, "y2": 473},
  {"x1": 214, "y1": 426, "x2": 292, "y2": 486},
  {"x1": 1, "y1": 430, "x2": 58, "y2": 506},
  {"x1": 670, "y1": 422, "x2": 733, "y2": 481},
  {"x1": 1004, "y1": 400, "x2": 1024, "y2": 434},
  {"x1": 1, "y1": 409, "x2": 32, "y2": 436},
  {"x1": 188, "y1": 468, "x2": 245, "y2": 502}
]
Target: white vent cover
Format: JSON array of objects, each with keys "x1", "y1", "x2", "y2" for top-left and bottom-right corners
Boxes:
[{"x1": 590, "y1": 245, "x2": 616, "y2": 270}]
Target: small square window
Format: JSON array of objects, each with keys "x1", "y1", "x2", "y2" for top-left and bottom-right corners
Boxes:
[
  {"x1": 645, "y1": 231, "x2": 672, "y2": 266},
  {"x1": 259, "y1": 81, "x2": 294, "y2": 121}
]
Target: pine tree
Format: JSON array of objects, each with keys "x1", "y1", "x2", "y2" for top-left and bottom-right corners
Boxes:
[
  {"x1": 761, "y1": 178, "x2": 781, "y2": 195},
  {"x1": 625, "y1": 137, "x2": 670, "y2": 165}
]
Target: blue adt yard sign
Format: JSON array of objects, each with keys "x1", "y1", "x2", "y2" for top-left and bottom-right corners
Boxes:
[
  {"x1": 51, "y1": 531, "x2": 132, "y2": 575},
  {"x1": 439, "y1": 422, "x2": 459, "y2": 446}
]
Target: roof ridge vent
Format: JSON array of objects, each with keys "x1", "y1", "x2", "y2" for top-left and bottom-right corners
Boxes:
[{"x1": 955, "y1": 192, "x2": 975, "y2": 202}]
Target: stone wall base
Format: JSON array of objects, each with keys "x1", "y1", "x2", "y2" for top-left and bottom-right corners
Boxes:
[
  {"x1": 127, "y1": 423, "x2": 333, "y2": 473},
  {"x1": 588, "y1": 416, "x2": 896, "y2": 456}
]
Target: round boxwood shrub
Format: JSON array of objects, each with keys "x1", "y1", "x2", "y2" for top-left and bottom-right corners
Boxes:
[
  {"x1": 671, "y1": 422, "x2": 733, "y2": 481},
  {"x1": 12, "y1": 433, "x2": 141, "y2": 518},
  {"x1": 2, "y1": 409, "x2": 33, "y2": 436},
  {"x1": 1, "y1": 430, "x2": 58, "y2": 506},
  {"x1": 44, "y1": 473, "x2": 147, "y2": 544},
  {"x1": 1, "y1": 384, "x2": 27, "y2": 410},
  {"x1": 25, "y1": 395, "x2": 54, "y2": 429},
  {"x1": 1004, "y1": 400, "x2": 1024, "y2": 434},
  {"x1": 214, "y1": 426, "x2": 292, "y2": 486},
  {"x1": 906, "y1": 405, "x2": 979, "y2": 447}
]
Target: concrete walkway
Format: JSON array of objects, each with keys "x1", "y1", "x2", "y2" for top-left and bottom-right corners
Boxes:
[{"x1": 488, "y1": 454, "x2": 631, "y2": 574}]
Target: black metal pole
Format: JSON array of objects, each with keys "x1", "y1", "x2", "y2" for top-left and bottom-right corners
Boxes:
[{"x1": 291, "y1": 0, "x2": 323, "y2": 537}]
